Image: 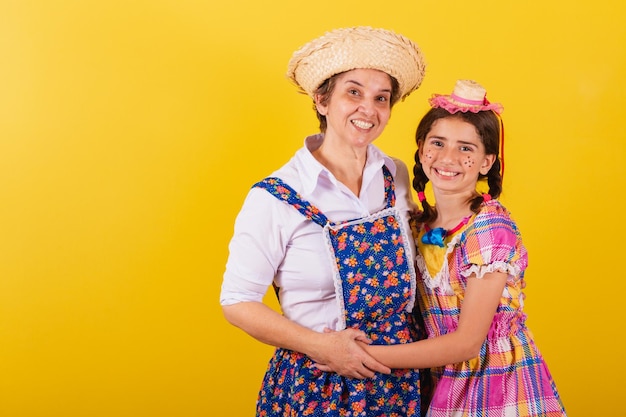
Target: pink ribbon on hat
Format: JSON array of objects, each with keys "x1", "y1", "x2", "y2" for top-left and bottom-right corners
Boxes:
[{"x1": 450, "y1": 93, "x2": 487, "y2": 106}]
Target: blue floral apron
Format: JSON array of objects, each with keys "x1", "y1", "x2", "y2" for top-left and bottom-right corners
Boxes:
[{"x1": 253, "y1": 166, "x2": 422, "y2": 417}]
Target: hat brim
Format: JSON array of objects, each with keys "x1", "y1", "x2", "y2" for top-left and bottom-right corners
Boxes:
[
  {"x1": 429, "y1": 94, "x2": 504, "y2": 114},
  {"x1": 287, "y1": 26, "x2": 426, "y2": 101}
]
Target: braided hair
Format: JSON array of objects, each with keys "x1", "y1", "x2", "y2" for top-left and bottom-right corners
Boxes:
[{"x1": 413, "y1": 107, "x2": 502, "y2": 224}]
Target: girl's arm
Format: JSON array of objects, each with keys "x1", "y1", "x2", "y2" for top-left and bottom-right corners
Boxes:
[
  {"x1": 365, "y1": 270, "x2": 507, "y2": 368},
  {"x1": 222, "y1": 301, "x2": 391, "y2": 378},
  {"x1": 311, "y1": 270, "x2": 507, "y2": 371}
]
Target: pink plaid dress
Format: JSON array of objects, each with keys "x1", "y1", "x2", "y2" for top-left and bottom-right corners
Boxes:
[{"x1": 415, "y1": 199, "x2": 566, "y2": 417}]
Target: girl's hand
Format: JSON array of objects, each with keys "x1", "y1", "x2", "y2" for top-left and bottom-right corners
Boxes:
[{"x1": 310, "y1": 328, "x2": 391, "y2": 378}]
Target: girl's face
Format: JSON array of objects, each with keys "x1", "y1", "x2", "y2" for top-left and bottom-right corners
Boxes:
[
  {"x1": 314, "y1": 68, "x2": 392, "y2": 149},
  {"x1": 419, "y1": 116, "x2": 495, "y2": 196}
]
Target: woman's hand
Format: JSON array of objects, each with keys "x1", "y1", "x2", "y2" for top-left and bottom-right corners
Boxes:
[
  {"x1": 309, "y1": 328, "x2": 391, "y2": 379},
  {"x1": 223, "y1": 302, "x2": 391, "y2": 378}
]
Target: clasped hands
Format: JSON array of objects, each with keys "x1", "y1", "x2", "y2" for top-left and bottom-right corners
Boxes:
[{"x1": 309, "y1": 327, "x2": 391, "y2": 379}]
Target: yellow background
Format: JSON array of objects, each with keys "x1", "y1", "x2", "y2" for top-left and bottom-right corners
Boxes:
[{"x1": 1, "y1": 1, "x2": 624, "y2": 416}]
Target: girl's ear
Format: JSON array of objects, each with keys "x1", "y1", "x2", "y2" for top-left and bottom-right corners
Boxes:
[{"x1": 480, "y1": 154, "x2": 497, "y2": 175}]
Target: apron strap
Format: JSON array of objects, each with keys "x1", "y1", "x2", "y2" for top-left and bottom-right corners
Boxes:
[
  {"x1": 252, "y1": 177, "x2": 329, "y2": 227},
  {"x1": 382, "y1": 165, "x2": 396, "y2": 208},
  {"x1": 252, "y1": 165, "x2": 396, "y2": 226}
]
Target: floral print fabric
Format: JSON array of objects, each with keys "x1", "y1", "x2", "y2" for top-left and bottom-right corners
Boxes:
[{"x1": 253, "y1": 166, "x2": 423, "y2": 416}]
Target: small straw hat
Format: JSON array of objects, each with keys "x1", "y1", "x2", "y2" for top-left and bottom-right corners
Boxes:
[
  {"x1": 286, "y1": 26, "x2": 426, "y2": 101},
  {"x1": 429, "y1": 79, "x2": 503, "y2": 114}
]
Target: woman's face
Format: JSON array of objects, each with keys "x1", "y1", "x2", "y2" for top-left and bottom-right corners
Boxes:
[
  {"x1": 314, "y1": 68, "x2": 392, "y2": 149},
  {"x1": 419, "y1": 116, "x2": 495, "y2": 197}
]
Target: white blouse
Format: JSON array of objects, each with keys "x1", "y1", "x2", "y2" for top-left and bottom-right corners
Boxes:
[{"x1": 220, "y1": 134, "x2": 416, "y2": 332}]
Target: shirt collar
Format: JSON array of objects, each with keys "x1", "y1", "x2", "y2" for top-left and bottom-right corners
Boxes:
[{"x1": 295, "y1": 133, "x2": 397, "y2": 196}]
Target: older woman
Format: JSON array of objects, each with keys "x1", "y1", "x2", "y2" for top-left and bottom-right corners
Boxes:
[{"x1": 220, "y1": 26, "x2": 427, "y2": 416}]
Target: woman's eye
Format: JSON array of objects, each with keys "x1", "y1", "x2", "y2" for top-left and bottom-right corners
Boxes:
[
  {"x1": 377, "y1": 96, "x2": 388, "y2": 102},
  {"x1": 348, "y1": 89, "x2": 359, "y2": 95}
]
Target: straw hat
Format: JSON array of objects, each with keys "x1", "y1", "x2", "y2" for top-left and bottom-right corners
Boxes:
[
  {"x1": 429, "y1": 79, "x2": 503, "y2": 114},
  {"x1": 286, "y1": 26, "x2": 426, "y2": 101}
]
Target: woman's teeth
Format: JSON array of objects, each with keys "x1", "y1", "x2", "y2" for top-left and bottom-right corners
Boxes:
[{"x1": 352, "y1": 120, "x2": 373, "y2": 129}]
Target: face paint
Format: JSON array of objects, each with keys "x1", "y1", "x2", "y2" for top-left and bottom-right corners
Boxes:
[
  {"x1": 464, "y1": 156, "x2": 475, "y2": 167},
  {"x1": 419, "y1": 117, "x2": 491, "y2": 196}
]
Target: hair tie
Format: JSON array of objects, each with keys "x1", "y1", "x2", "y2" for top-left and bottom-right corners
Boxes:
[
  {"x1": 482, "y1": 193, "x2": 491, "y2": 202},
  {"x1": 417, "y1": 191, "x2": 426, "y2": 202}
]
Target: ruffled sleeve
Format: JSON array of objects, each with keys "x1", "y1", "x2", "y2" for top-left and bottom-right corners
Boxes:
[{"x1": 458, "y1": 201, "x2": 528, "y2": 281}]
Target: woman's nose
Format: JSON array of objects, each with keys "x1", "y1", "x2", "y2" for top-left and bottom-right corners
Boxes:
[{"x1": 358, "y1": 99, "x2": 376, "y2": 115}]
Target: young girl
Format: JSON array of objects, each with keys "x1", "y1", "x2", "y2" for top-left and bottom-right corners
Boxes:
[{"x1": 321, "y1": 79, "x2": 567, "y2": 416}]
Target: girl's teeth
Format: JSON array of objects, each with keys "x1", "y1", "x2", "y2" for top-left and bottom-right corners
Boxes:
[{"x1": 437, "y1": 169, "x2": 456, "y2": 177}]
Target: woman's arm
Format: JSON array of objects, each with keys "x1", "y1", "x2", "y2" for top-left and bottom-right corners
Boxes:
[
  {"x1": 222, "y1": 188, "x2": 392, "y2": 378},
  {"x1": 223, "y1": 301, "x2": 391, "y2": 378},
  {"x1": 345, "y1": 270, "x2": 507, "y2": 369}
]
